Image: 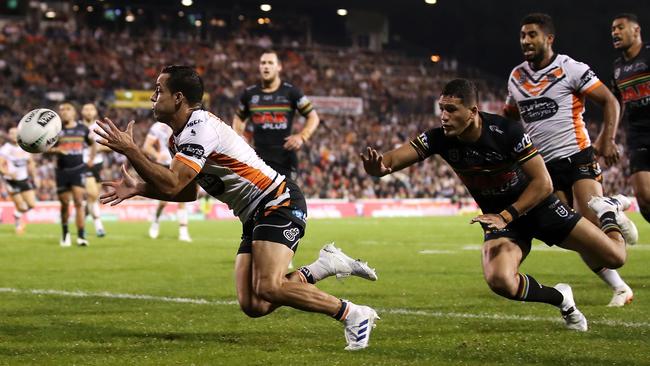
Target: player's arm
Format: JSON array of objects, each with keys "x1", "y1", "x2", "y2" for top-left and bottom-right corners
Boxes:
[
  {"x1": 361, "y1": 143, "x2": 421, "y2": 177},
  {"x1": 142, "y1": 134, "x2": 160, "y2": 161},
  {"x1": 232, "y1": 114, "x2": 247, "y2": 136},
  {"x1": 87, "y1": 136, "x2": 97, "y2": 168},
  {"x1": 587, "y1": 83, "x2": 621, "y2": 166},
  {"x1": 27, "y1": 155, "x2": 40, "y2": 187},
  {"x1": 503, "y1": 103, "x2": 520, "y2": 121},
  {"x1": 0, "y1": 156, "x2": 12, "y2": 178},
  {"x1": 300, "y1": 110, "x2": 320, "y2": 142},
  {"x1": 95, "y1": 118, "x2": 199, "y2": 199}
]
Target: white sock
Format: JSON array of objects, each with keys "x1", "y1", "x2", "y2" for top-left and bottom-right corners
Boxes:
[
  {"x1": 94, "y1": 218, "x2": 104, "y2": 232},
  {"x1": 91, "y1": 201, "x2": 101, "y2": 219},
  {"x1": 179, "y1": 225, "x2": 189, "y2": 237},
  {"x1": 301, "y1": 256, "x2": 332, "y2": 283},
  {"x1": 177, "y1": 207, "x2": 188, "y2": 226},
  {"x1": 597, "y1": 268, "x2": 626, "y2": 289}
]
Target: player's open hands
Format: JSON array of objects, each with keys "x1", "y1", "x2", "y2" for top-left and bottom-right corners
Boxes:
[
  {"x1": 283, "y1": 134, "x2": 304, "y2": 150},
  {"x1": 470, "y1": 213, "x2": 508, "y2": 230},
  {"x1": 360, "y1": 147, "x2": 392, "y2": 177},
  {"x1": 593, "y1": 135, "x2": 620, "y2": 167},
  {"x1": 94, "y1": 118, "x2": 137, "y2": 155},
  {"x1": 100, "y1": 164, "x2": 140, "y2": 206}
]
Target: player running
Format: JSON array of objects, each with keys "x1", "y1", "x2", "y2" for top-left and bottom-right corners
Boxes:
[
  {"x1": 503, "y1": 13, "x2": 635, "y2": 306},
  {"x1": 611, "y1": 13, "x2": 650, "y2": 225},
  {"x1": 0, "y1": 127, "x2": 39, "y2": 234},
  {"x1": 50, "y1": 102, "x2": 96, "y2": 247},
  {"x1": 363, "y1": 79, "x2": 629, "y2": 331},
  {"x1": 81, "y1": 103, "x2": 107, "y2": 237},
  {"x1": 96, "y1": 65, "x2": 379, "y2": 350},
  {"x1": 142, "y1": 121, "x2": 191, "y2": 242}
]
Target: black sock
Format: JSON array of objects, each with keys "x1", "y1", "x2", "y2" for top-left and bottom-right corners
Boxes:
[
  {"x1": 298, "y1": 266, "x2": 315, "y2": 284},
  {"x1": 599, "y1": 211, "x2": 622, "y2": 235},
  {"x1": 332, "y1": 300, "x2": 348, "y2": 320},
  {"x1": 62, "y1": 224, "x2": 68, "y2": 239},
  {"x1": 514, "y1": 273, "x2": 563, "y2": 307},
  {"x1": 78, "y1": 228, "x2": 85, "y2": 239}
]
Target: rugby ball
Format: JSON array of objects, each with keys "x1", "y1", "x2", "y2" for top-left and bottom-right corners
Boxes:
[{"x1": 17, "y1": 108, "x2": 62, "y2": 153}]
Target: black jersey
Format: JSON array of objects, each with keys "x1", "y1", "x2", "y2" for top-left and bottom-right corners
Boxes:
[
  {"x1": 56, "y1": 122, "x2": 92, "y2": 170},
  {"x1": 611, "y1": 44, "x2": 650, "y2": 148},
  {"x1": 235, "y1": 81, "x2": 313, "y2": 171},
  {"x1": 410, "y1": 112, "x2": 539, "y2": 213}
]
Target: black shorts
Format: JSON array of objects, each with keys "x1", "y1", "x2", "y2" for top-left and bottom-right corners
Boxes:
[
  {"x1": 545, "y1": 147, "x2": 602, "y2": 194},
  {"x1": 85, "y1": 162, "x2": 104, "y2": 181},
  {"x1": 237, "y1": 179, "x2": 308, "y2": 254},
  {"x1": 483, "y1": 194, "x2": 582, "y2": 256},
  {"x1": 4, "y1": 179, "x2": 34, "y2": 195},
  {"x1": 628, "y1": 146, "x2": 650, "y2": 174},
  {"x1": 56, "y1": 166, "x2": 87, "y2": 193}
]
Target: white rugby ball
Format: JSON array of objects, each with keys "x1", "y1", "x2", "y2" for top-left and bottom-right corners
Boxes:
[{"x1": 17, "y1": 108, "x2": 62, "y2": 153}]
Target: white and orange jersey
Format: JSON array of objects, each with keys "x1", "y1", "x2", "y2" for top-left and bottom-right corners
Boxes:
[
  {"x1": 171, "y1": 110, "x2": 285, "y2": 222},
  {"x1": 0, "y1": 142, "x2": 31, "y2": 181},
  {"x1": 505, "y1": 54, "x2": 603, "y2": 162},
  {"x1": 147, "y1": 122, "x2": 173, "y2": 166}
]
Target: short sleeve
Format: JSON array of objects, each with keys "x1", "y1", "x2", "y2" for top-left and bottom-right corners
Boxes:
[
  {"x1": 409, "y1": 128, "x2": 439, "y2": 161},
  {"x1": 290, "y1": 86, "x2": 314, "y2": 116},
  {"x1": 173, "y1": 117, "x2": 219, "y2": 173},
  {"x1": 506, "y1": 123, "x2": 538, "y2": 164},
  {"x1": 567, "y1": 59, "x2": 602, "y2": 95}
]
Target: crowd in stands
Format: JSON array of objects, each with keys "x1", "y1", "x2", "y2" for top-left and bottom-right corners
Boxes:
[{"x1": 0, "y1": 20, "x2": 634, "y2": 203}]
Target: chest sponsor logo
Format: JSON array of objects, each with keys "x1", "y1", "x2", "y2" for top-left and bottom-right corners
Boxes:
[
  {"x1": 620, "y1": 80, "x2": 650, "y2": 103},
  {"x1": 517, "y1": 97, "x2": 559, "y2": 123},
  {"x1": 251, "y1": 95, "x2": 260, "y2": 104}
]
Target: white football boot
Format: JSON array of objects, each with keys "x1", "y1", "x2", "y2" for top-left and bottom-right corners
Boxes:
[
  {"x1": 554, "y1": 283, "x2": 588, "y2": 331},
  {"x1": 77, "y1": 237, "x2": 89, "y2": 247},
  {"x1": 320, "y1": 243, "x2": 378, "y2": 281},
  {"x1": 149, "y1": 222, "x2": 160, "y2": 239},
  {"x1": 588, "y1": 195, "x2": 638, "y2": 245},
  {"x1": 178, "y1": 226, "x2": 192, "y2": 243},
  {"x1": 60, "y1": 233, "x2": 71, "y2": 247},
  {"x1": 607, "y1": 284, "x2": 634, "y2": 307},
  {"x1": 343, "y1": 303, "x2": 380, "y2": 351}
]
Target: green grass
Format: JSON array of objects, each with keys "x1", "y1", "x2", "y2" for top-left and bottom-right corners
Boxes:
[{"x1": 1, "y1": 215, "x2": 649, "y2": 365}]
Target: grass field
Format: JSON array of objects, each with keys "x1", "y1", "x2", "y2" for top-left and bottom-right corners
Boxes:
[{"x1": 1, "y1": 215, "x2": 649, "y2": 365}]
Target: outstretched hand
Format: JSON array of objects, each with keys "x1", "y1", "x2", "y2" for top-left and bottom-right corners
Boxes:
[
  {"x1": 593, "y1": 135, "x2": 620, "y2": 167},
  {"x1": 360, "y1": 147, "x2": 392, "y2": 177},
  {"x1": 470, "y1": 213, "x2": 508, "y2": 230},
  {"x1": 94, "y1": 118, "x2": 137, "y2": 155},
  {"x1": 100, "y1": 165, "x2": 140, "y2": 206}
]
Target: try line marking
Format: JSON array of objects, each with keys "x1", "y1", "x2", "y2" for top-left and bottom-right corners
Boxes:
[{"x1": 2, "y1": 287, "x2": 648, "y2": 329}]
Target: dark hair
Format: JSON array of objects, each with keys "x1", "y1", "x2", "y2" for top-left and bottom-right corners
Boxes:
[
  {"x1": 160, "y1": 65, "x2": 204, "y2": 105},
  {"x1": 441, "y1": 79, "x2": 479, "y2": 107},
  {"x1": 260, "y1": 49, "x2": 281, "y2": 62},
  {"x1": 521, "y1": 13, "x2": 555, "y2": 35},
  {"x1": 613, "y1": 13, "x2": 639, "y2": 24}
]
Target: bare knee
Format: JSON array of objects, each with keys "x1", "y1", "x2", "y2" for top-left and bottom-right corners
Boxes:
[
  {"x1": 239, "y1": 304, "x2": 268, "y2": 318},
  {"x1": 254, "y1": 279, "x2": 284, "y2": 304}
]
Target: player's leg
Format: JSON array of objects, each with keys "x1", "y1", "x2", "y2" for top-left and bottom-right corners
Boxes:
[
  {"x1": 9, "y1": 192, "x2": 27, "y2": 234},
  {"x1": 85, "y1": 174, "x2": 105, "y2": 237},
  {"x1": 71, "y1": 185, "x2": 88, "y2": 246},
  {"x1": 149, "y1": 201, "x2": 166, "y2": 239},
  {"x1": 251, "y1": 240, "x2": 379, "y2": 350},
  {"x1": 482, "y1": 236, "x2": 587, "y2": 331},
  {"x1": 631, "y1": 171, "x2": 650, "y2": 223},
  {"x1": 58, "y1": 190, "x2": 72, "y2": 247},
  {"x1": 571, "y1": 178, "x2": 633, "y2": 306},
  {"x1": 177, "y1": 202, "x2": 191, "y2": 242}
]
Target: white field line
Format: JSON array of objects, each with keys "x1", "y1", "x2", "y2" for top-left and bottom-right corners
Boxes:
[{"x1": 2, "y1": 287, "x2": 649, "y2": 329}]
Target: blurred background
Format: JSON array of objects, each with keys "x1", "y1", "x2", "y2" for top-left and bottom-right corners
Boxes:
[{"x1": 0, "y1": 0, "x2": 647, "y2": 203}]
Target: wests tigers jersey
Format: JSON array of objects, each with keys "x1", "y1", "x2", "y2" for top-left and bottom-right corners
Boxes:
[
  {"x1": 171, "y1": 110, "x2": 285, "y2": 222},
  {"x1": 0, "y1": 143, "x2": 31, "y2": 180},
  {"x1": 505, "y1": 54, "x2": 603, "y2": 162}
]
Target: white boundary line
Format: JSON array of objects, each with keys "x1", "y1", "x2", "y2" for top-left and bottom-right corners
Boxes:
[{"x1": 2, "y1": 287, "x2": 648, "y2": 329}]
